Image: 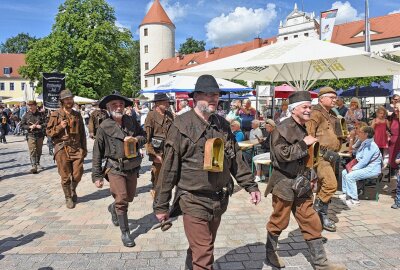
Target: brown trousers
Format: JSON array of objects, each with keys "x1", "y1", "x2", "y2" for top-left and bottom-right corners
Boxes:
[
  {"x1": 151, "y1": 162, "x2": 162, "y2": 189},
  {"x1": 27, "y1": 136, "x2": 44, "y2": 163},
  {"x1": 316, "y1": 159, "x2": 337, "y2": 203},
  {"x1": 108, "y1": 172, "x2": 138, "y2": 215},
  {"x1": 183, "y1": 214, "x2": 221, "y2": 270},
  {"x1": 55, "y1": 148, "x2": 84, "y2": 197},
  {"x1": 267, "y1": 195, "x2": 322, "y2": 241}
]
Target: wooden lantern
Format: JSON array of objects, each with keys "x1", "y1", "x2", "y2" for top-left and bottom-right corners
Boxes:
[
  {"x1": 68, "y1": 118, "x2": 79, "y2": 134},
  {"x1": 203, "y1": 138, "x2": 224, "y2": 172},
  {"x1": 335, "y1": 117, "x2": 349, "y2": 138},
  {"x1": 306, "y1": 142, "x2": 320, "y2": 169},
  {"x1": 124, "y1": 137, "x2": 138, "y2": 159}
]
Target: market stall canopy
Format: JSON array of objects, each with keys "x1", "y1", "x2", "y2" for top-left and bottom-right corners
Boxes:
[
  {"x1": 36, "y1": 94, "x2": 96, "y2": 104},
  {"x1": 2, "y1": 97, "x2": 30, "y2": 104},
  {"x1": 274, "y1": 84, "x2": 318, "y2": 98},
  {"x1": 339, "y1": 86, "x2": 393, "y2": 97},
  {"x1": 220, "y1": 93, "x2": 253, "y2": 100},
  {"x1": 176, "y1": 39, "x2": 400, "y2": 91},
  {"x1": 140, "y1": 75, "x2": 252, "y2": 94}
]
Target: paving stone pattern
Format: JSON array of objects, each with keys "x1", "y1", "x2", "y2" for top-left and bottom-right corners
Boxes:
[{"x1": 0, "y1": 136, "x2": 399, "y2": 269}]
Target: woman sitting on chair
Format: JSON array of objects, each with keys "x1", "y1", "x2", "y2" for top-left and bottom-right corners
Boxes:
[{"x1": 340, "y1": 126, "x2": 382, "y2": 207}]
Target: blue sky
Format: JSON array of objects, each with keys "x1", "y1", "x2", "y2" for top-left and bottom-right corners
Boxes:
[{"x1": 1, "y1": 0, "x2": 400, "y2": 49}]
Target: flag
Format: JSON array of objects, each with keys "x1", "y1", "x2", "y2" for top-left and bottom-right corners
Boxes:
[{"x1": 320, "y1": 9, "x2": 338, "y2": 42}]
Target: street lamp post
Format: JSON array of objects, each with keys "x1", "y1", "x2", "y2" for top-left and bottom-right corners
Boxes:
[{"x1": 29, "y1": 81, "x2": 36, "y2": 101}]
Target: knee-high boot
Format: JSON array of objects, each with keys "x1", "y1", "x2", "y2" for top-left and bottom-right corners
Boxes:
[
  {"x1": 306, "y1": 238, "x2": 346, "y2": 270},
  {"x1": 313, "y1": 198, "x2": 336, "y2": 232},
  {"x1": 265, "y1": 232, "x2": 285, "y2": 268},
  {"x1": 117, "y1": 213, "x2": 135, "y2": 247}
]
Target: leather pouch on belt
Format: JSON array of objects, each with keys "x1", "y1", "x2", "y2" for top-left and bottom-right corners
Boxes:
[
  {"x1": 322, "y1": 149, "x2": 339, "y2": 163},
  {"x1": 122, "y1": 156, "x2": 142, "y2": 171}
]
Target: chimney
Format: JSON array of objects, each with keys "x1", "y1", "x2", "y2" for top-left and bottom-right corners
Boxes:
[
  {"x1": 176, "y1": 54, "x2": 180, "y2": 63},
  {"x1": 206, "y1": 50, "x2": 209, "y2": 58},
  {"x1": 253, "y1": 37, "x2": 262, "y2": 49}
]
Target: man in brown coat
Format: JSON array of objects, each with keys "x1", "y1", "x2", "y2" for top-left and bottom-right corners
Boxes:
[
  {"x1": 144, "y1": 93, "x2": 174, "y2": 198},
  {"x1": 20, "y1": 100, "x2": 46, "y2": 173},
  {"x1": 154, "y1": 75, "x2": 261, "y2": 270},
  {"x1": 46, "y1": 89, "x2": 87, "y2": 209},
  {"x1": 92, "y1": 91, "x2": 146, "y2": 247},
  {"x1": 88, "y1": 101, "x2": 108, "y2": 139},
  {"x1": 265, "y1": 91, "x2": 345, "y2": 270},
  {"x1": 306, "y1": 87, "x2": 341, "y2": 232}
]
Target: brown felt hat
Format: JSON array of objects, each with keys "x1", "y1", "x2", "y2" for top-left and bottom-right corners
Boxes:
[
  {"x1": 60, "y1": 89, "x2": 74, "y2": 100},
  {"x1": 318, "y1": 86, "x2": 336, "y2": 97}
]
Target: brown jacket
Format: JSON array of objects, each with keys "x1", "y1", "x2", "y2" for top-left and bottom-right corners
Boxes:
[
  {"x1": 265, "y1": 117, "x2": 309, "y2": 201},
  {"x1": 46, "y1": 108, "x2": 87, "y2": 154},
  {"x1": 153, "y1": 110, "x2": 259, "y2": 220},
  {"x1": 306, "y1": 104, "x2": 340, "y2": 152},
  {"x1": 144, "y1": 109, "x2": 174, "y2": 158},
  {"x1": 92, "y1": 115, "x2": 146, "y2": 182}
]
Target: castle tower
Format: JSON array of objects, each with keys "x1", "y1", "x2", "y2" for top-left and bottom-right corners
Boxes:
[{"x1": 139, "y1": 0, "x2": 175, "y2": 89}]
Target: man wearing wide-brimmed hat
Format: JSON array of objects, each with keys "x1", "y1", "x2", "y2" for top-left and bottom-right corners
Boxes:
[
  {"x1": 144, "y1": 93, "x2": 174, "y2": 198},
  {"x1": 92, "y1": 90, "x2": 146, "y2": 247},
  {"x1": 20, "y1": 100, "x2": 46, "y2": 173},
  {"x1": 306, "y1": 86, "x2": 343, "y2": 232},
  {"x1": 46, "y1": 89, "x2": 87, "y2": 209},
  {"x1": 88, "y1": 101, "x2": 108, "y2": 139},
  {"x1": 265, "y1": 91, "x2": 345, "y2": 270},
  {"x1": 153, "y1": 75, "x2": 261, "y2": 269}
]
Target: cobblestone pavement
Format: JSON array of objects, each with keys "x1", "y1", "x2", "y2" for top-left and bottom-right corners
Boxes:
[{"x1": 0, "y1": 135, "x2": 399, "y2": 270}]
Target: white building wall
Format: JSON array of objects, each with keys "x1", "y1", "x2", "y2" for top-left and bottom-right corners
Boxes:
[{"x1": 139, "y1": 23, "x2": 175, "y2": 89}]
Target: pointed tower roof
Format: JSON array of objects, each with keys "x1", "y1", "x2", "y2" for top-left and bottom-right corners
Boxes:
[{"x1": 140, "y1": 0, "x2": 175, "y2": 28}]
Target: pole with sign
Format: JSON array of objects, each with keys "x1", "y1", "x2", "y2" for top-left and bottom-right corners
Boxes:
[
  {"x1": 320, "y1": 9, "x2": 338, "y2": 42},
  {"x1": 42, "y1": 73, "x2": 66, "y2": 110}
]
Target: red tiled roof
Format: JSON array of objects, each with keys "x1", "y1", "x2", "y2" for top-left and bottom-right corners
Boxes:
[
  {"x1": 146, "y1": 37, "x2": 277, "y2": 76},
  {"x1": 0, "y1": 53, "x2": 26, "y2": 79},
  {"x1": 331, "y1": 13, "x2": 400, "y2": 45},
  {"x1": 140, "y1": 0, "x2": 174, "y2": 28}
]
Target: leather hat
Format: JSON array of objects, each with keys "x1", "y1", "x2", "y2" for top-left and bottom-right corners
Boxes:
[
  {"x1": 318, "y1": 86, "x2": 336, "y2": 97},
  {"x1": 99, "y1": 90, "x2": 133, "y2": 109},
  {"x1": 60, "y1": 89, "x2": 74, "y2": 100},
  {"x1": 149, "y1": 93, "x2": 171, "y2": 103},
  {"x1": 27, "y1": 100, "x2": 37, "y2": 106},
  {"x1": 188, "y1": 75, "x2": 224, "y2": 98},
  {"x1": 288, "y1": 91, "x2": 311, "y2": 104}
]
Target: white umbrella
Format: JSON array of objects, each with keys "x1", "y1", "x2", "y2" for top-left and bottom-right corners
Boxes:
[
  {"x1": 177, "y1": 39, "x2": 400, "y2": 91},
  {"x1": 2, "y1": 97, "x2": 26, "y2": 104},
  {"x1": 140, "y1": 75, "x2": 252, "y2": 94}
]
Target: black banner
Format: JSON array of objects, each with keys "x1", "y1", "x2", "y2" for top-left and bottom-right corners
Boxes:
[{"x1": 42, "y1": 73, "x2": 66, "y2": 109}]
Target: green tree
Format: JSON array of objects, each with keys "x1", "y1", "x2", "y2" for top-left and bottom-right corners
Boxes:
[
  {"x1": 178, "y1": 37, "x2": 206, "y2": 54},
  {"x1": 19, "y1": 0, "x2": 135, "y2": 99},
  {"x1": 0, "y1": 33, "x2": 38, "y2": 53}
]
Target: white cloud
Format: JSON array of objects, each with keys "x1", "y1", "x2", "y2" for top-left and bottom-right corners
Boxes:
[
  {"x1": 389, "y1": 9, "x2": 400, "y2": 14},
  {"x1": 205, "y1": 4, "x2": 277, "y2": 46},
  {"x1": 115, "y1": 21, "x2": 129, "y2": 30},
  {"x1": 331, "y1": 1, "x2": 363, "y2": 24},
  {"x1": 146, "y1": 0, "x2": 188, "y2": 22}
]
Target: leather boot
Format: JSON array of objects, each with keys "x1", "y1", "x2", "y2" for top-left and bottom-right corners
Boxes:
[
  {"x1": 36, "y1": 155, "x2": 43, "y2": 170},
  {"x1": 71, "y1": 181, "x2": 78, "y2": 202},
  {"x1": 30, "y1": 156, "x2": 38, "y2": 174},
  {"x1": 265, "y1": 232, "x2": 285, "y2": 268},
  {"x1": 313, "y1": 198, "x2": 336, "y2": 232},
  {"x1": 117, "y1": 213, "x2": 135, "y2": 247},
  {"x1": 62, "y1": 184, "x2": 75, "y2": 209},
  {"x1": 108, "y1": 203, "x2": 119, "y2": 226},
  {"x1": 306, "y1": 238, "x2": 346, "y2": 270}
]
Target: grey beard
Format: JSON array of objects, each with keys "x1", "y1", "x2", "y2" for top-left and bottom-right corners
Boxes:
[
  {"x1": 196, "y1": 104, "x2": 212, "y2": 114},
  {"x1": 110, "y1": 111, "x2": 123, "y2": 119}
]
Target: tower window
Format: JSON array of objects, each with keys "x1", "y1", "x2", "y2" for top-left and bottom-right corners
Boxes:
[
  {"x1": 145, "y1": 62, "x2": 149, "y2": 70},
  {"x1": 294, "y1": 35, "x2": 298, "y2": 38},
  {"x1": 284, "y1": 37, "x2": 288, "y2": 41},
  {"x1": 157, "y1": 78, "x2": 160, "y2": 84},
  {"x1": 145, "y1": 80, "x2": 148, "y2": 88},
  {"x1": 144, "y1": 28, "x2": 148, "y2": 36},
  {"x1": 304, "y1": 33, "x2": 309, "y2": 37},
  {"x1": 144, "y1": 45, "x2": 148, "y2": 53}
]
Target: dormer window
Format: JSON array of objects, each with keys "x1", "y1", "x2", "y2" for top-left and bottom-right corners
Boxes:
[
  {"x1": 3, "y1": 67, "x2": 12, "y2": 75},
  {"x1": 187, "y1": 60, "x2": 198, "y2": 65}
]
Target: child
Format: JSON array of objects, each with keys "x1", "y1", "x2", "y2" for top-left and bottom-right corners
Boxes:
[
  {"x1": 371, "y1": 106, "x2": 390, "y2": 157},
  {"x1": 392, "y1": 151, "x2": 400, "y2": 209}
]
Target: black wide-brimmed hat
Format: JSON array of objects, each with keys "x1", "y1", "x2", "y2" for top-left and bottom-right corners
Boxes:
[
  {"x1": 288, "y1": 91, "x2": 312, "y2": 104},
  {"x1": 188, "y1": 74, "x2": 223, "y2": 98},
  {"x1": 149, "y1": 93, "x2": 171, "y2": 103},
  {"x1": 99, "y1": 90, "x2": 133, "y2": 109}
]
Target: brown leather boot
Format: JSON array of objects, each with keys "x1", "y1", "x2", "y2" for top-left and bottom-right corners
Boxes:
[
  {"x1": 71, "y1": 181, "x2": 78, "y2": 202},
  {"x1": 306, "y1": 238, "x2": 346, "y2": 270},
  {"x1": 62, "y1": 184, "x2": 75, "y2": 209},
  {"x1": 265, "y1": 232, "x2": 285, "y2": 268}
]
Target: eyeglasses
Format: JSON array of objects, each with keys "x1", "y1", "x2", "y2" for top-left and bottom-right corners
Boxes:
[{"x1": 323, "y1": 96, "x2": 337, "y2": 100}]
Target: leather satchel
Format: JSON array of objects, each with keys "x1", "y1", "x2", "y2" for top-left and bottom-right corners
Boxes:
[
  {"x1": 345, "y1": 158, "x2": 358, "y2": 172},
  {"x1": 292, "y1": 173, "x2": 312, "y2": 198}
]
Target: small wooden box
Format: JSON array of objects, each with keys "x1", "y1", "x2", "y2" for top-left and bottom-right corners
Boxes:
[
  {"x1": 124, "y1": 137, "x2": 138, "y2": 159},
  {"x1": 69, "y1": 118, "x2": 79, "y2": 134},
  {"x1": 306, "y1": 142, "x2": 320, "y2": 169},
  {"x1": 203, "y1": 138, "x2": 224, "y2": 172}
]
